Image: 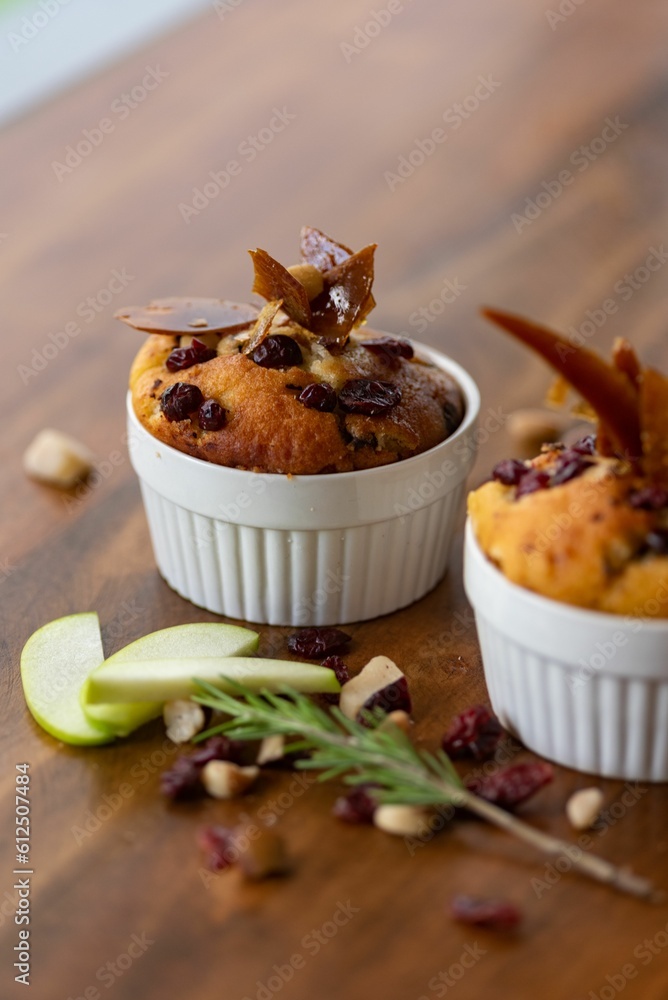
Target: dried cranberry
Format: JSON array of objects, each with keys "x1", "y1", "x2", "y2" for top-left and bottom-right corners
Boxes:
[
  {"x1": 321, "y1": 655, "x2": 350, "y2": 704},
  {"x1": 360, "y1": 336, "x2": 414, "y2": 366},
  {"x1": 287, "y1": 627, "x2": 352, "y2": 659},
  {"x1": 451, "y1": 895, "x2": 522, "y2": 930},
  {"x1": 571, "y1": 433, "x2": 596, "y2": 456},
  {"x1": 441, "y1": 705, "x2": 503, "y2": 761},
  {"x1": 198, "y1": 399, "x2": 227, "y2": 431},
  {"x1": 466, "y1": 761, "x2": 553, "y2": 809},
  {"x1": 338, "y1": 379, "x2": 401, "y2": 415},
  {"x1": 629, "y1": 486, "x2": 668, "y2": 510},
  {"x1": 250, "y1": 334, "x2": 303, "y2": 369},
  {"x1": 166, "y1": 338, "x2": 216, "y2": 372},
  {"x1": 358, "y1": 677, "x2": 412, "y2": 724},
  {"x1": 160, "y1": 382, "x2": 204, "y2": 422},
  {"x1": 160, "y1": 736, "x2": 244, "y2": 798},
  {"x1": 515, "y1": 468, "x2": 551, "y2": 498},
  {"x1": 332, "y1": 785, "x2": 378, "y2": 824},
  {"x1": 643, "y1": 530, "x2": 668, "y2": 555},
  {"x1": 492, "y1": 459, "x2": 528, "y2": 486},
  {"x1": 297, "y1": 382, "x2": 337, "y2": 412},
  {"x1": 197, "y1": 824, "x2": 235, "y2": 872},
  {"x1": 550, "y1": 453, "x2": 593, "y2": 486}
]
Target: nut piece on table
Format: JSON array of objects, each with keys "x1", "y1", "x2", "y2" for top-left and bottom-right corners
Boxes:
[
  {"x1": 256, "y1": 734, "x2": 285, "y2": 766},
  {"x1": 287, "y1": 263, "x2": 324, "y2": 301},
  {"x1": 201, "y1": 760, "x2": 259, "y2": 799},
  {"x1": 339, "y1": 655, "x2": 411, "y2": 723},
  {"x1": 163, "y1": 699, "x2": 206, "y2": 744},
  {"x1": 239, "y1": 828, "x2": 290, "y2": 880},
  {"x1": 566, "y1": 787, "x2": 604, "y2": 830},
  {"x1": 373, "y1": 804, "x2": 430, "y2": 837},
  {"x1": 377, "y1": 710, "x2": 412, "y2": 736},
  {"x1": 506, "y1": 408, "x2": 573, "y2": 456},
  {"x1": 23, "y1": 429, "x2": 94, "y2": 489}
]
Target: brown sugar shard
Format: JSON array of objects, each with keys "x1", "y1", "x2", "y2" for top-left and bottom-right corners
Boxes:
[
  {"x1": 115, "y1": 297, "x2": 258, "y2": 335},
  {"x1": 243, "y1": 299, "x2": 283, "y2": 355},
  {"x1": 300, "y1": 225, "x2": 354, "y2": 271},
  {"x1": 310, "y1": 243, "x2": 377, "y2": 346},
  {"x1": 640, "y1": 368, "x2": 668, "y2": 488},
  {"x1": 249, "y1": 249, "x2": 312, "y2": 329},
  {"x1": 482, "y1": 308, "x2": 642, "y2": 461}
]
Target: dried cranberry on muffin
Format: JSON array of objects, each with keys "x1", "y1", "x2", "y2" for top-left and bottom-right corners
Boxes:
[
  {"x1": 119, "y1": 228, "x2": 464, "y2": 475},
  {"x1": 467, "y1": 309, "x2": 668, "y2": 616}
]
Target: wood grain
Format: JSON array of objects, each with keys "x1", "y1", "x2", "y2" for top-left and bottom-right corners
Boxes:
[{"x1": 3, "y1": 1, "x2": 668, "y2": 998}]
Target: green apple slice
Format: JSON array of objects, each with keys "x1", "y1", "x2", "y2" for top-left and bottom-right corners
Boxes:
[
  {"x1": 82, "y1": 623, "x2": 259, "y2": 736},
  {"x1": 20, "y1": 613, "x2": 115, "y2": 746},
  {"x1": 83, "y1": 656, "x2": 340, "y2": 704}
]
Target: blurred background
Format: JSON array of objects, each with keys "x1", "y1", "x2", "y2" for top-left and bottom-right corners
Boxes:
[{"x1": 2, "y1": 0, "x2": 668, "y2": 530}]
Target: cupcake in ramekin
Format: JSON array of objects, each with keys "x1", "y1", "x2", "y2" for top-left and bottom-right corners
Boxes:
[
  {"x1": 119, "y1": 228, "x2": 480, "y2": 626},
  {"x1": 465, "y1": 308, "x2": 668, "y2": 781}
]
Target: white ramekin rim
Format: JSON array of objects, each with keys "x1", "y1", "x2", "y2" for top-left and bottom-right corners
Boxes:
[
  {"x1": 127, "y1": 340, "x2": 481, "y2": 531},
  {"x1": 464, "y1": 518, "x2": 668, "y2": 678}
]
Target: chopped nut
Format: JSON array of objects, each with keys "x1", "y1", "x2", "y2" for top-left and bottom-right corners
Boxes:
[
  {"x1": 239, "y1": 828, "x2": 290, "y2": 880},
  {"x1": 163, "y1": 699, "x2": 205, "y2": 744},
  {"x1": 257, "y1": 734, "x2": 285, "y2": 766},
  {"x1": 23, "y1": 429, "x2": 94, "y2": 489},
  {"x1": 201, "y1": 760, "x2": 259, "y2": 799},
  {"x1": 377, "y1": 710, "x2": 412, "y2": 736},
  {"x1": 179, "y1": 331, "x2": 219, "y2": 350},
  {"x1": 373, "y1": 804, "x2": 430, "y2": 837},
  {"x1": 566, "y1": 787, "x2": 604, "y2": 830},
  {"x1": 188, "y1": 317, "x2": 209, "y2": 327},
  {"x1": 287, "y1": 263, "x2": 324, "y2": 301},
  {"x1": 506, "y1": 408, "x2": 572, "y2": 455}
]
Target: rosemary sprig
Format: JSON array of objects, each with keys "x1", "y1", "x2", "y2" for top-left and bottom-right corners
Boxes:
[{"x1": 193, "y1": 679, "x2": 660, "y2": 902}]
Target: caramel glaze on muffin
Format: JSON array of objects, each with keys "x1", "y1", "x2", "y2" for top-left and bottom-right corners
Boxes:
[{"x1": 130, "y1": 320, "x2": 464, "y2": 475}]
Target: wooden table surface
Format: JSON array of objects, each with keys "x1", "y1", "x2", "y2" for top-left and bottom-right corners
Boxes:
[{"x1": 3, "y1": 1, "x2": 668, "y2": 998}]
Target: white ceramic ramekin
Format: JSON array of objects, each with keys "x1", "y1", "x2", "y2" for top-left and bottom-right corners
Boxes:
[
  {"x1": 464, "y1": 519, "x2": 668, "y2": 782},
  {"x1": 127, "y1": 343, "x2": 480, "y2": 626}
]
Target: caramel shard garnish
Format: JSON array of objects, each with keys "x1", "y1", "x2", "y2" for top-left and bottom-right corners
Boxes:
[
  {"x1": 115, "y1": 297, "x2": 258, "y2": 335},
  {"x1": 243, "y1": 299, "x2": 283, "y2": 355},
  {"x1": 300, "y1": 225, "x2": 354, "y2": 272},
  {"x1": 482, "y1": 308, "x2": 642, "y2": 460},
  {"x1": 249, "y1": 248, "x2": 312, "y2": 328},
  {"x1": 640, "y1": 368, "x2": 668, "y2": 488},
  {"x1": 310, "y1": 243, "x2": 377, "y2": 346},
  {"x1": 612, "y1": 337, "x2": 642, "y2": 389}
]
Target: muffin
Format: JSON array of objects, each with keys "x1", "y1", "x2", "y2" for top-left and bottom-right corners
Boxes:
[
  {"x1": 119, "y1": 229, "x2": 480, "y2": 625},
  {"x1": 464, "y1": 308, "x2": 668, "y2": 780},
  {"x1": 120, "y1": 227, "x2": 464, "y2": 475},
  {"x1": 468, "y1": 309, "x2": 668, "y2": 617}
]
